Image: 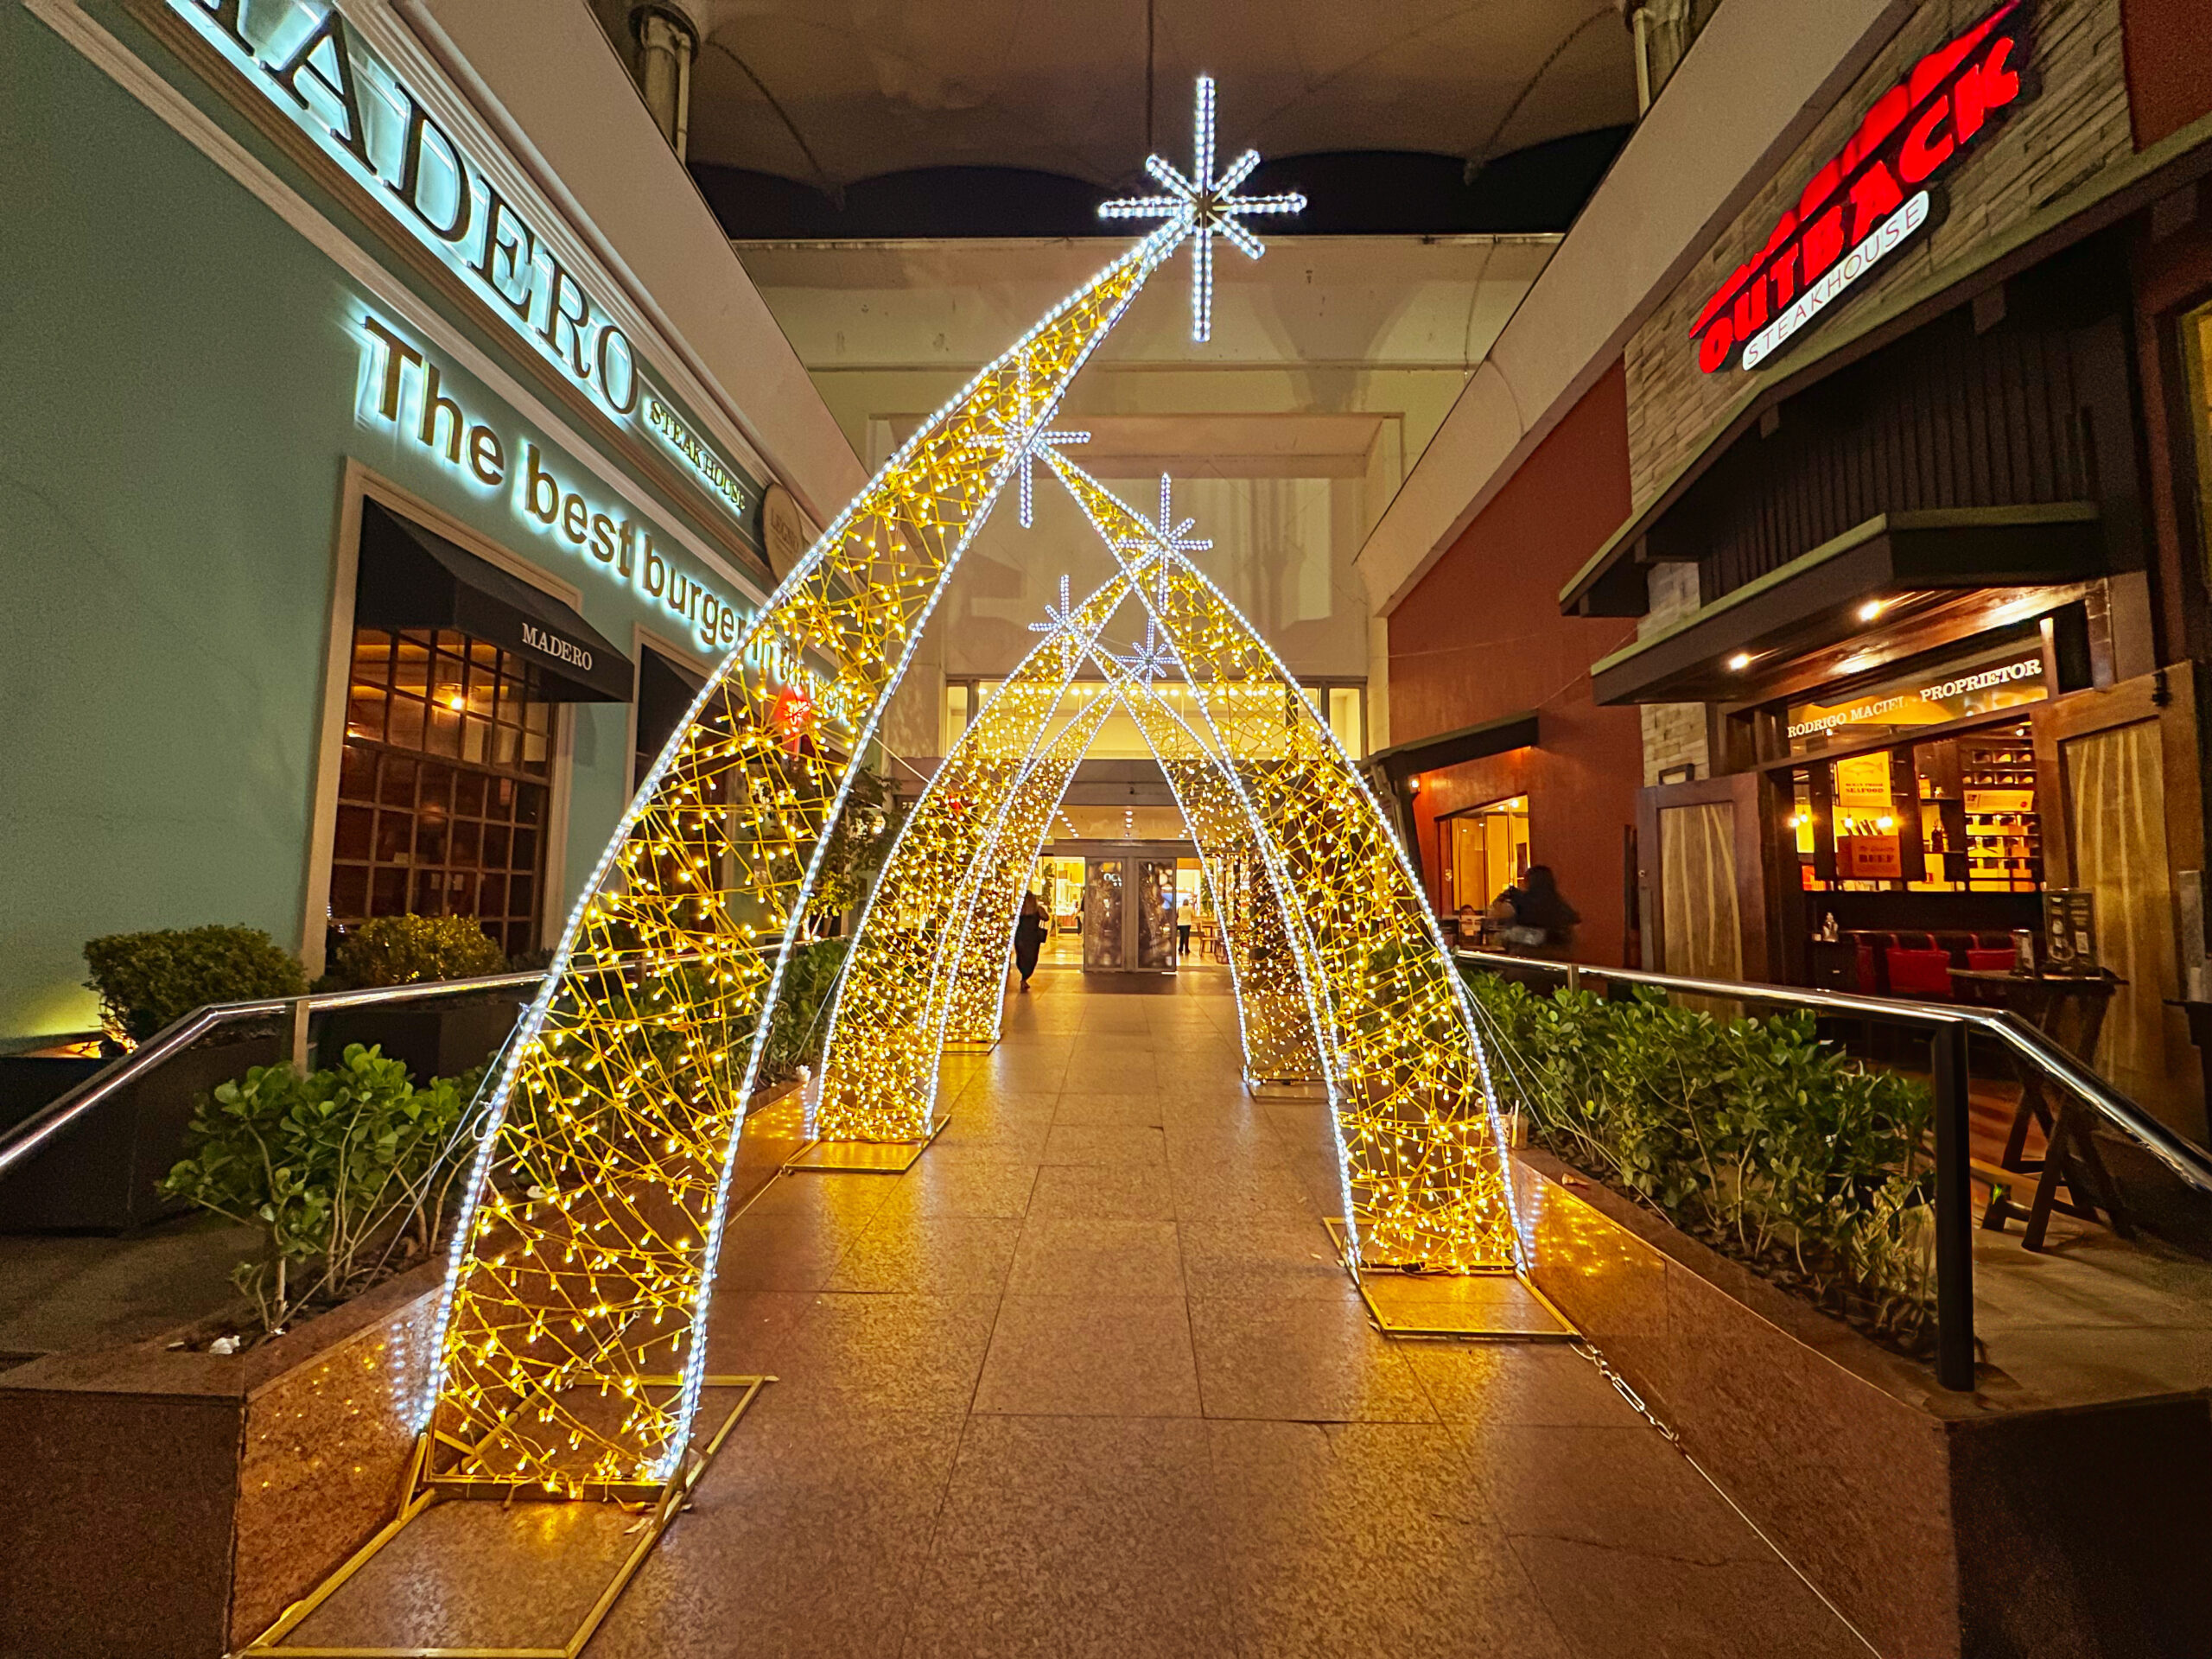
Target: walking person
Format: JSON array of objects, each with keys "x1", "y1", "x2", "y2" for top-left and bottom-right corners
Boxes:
[
  {"x1": 1488, "y1": 865, "x2": 1580, "y2": 958},
  {"x1": 1014, "y1": 890, "x2": 1048, "y2": 990}
]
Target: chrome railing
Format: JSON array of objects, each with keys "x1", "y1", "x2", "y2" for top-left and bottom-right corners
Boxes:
[
  {"x1": 1455, "y1": 949, "x2": 2212, "y2": 1392},
  {"x1": 0, "y1": 969, "x2": 543, "y2": 1183}
]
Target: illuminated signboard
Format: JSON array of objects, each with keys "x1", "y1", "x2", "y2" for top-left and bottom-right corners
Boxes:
[
  {"x1": 1786, "y1": 640, "x2": 2046, "y2": 753},
  {"x1": 168, "y1": 0, "x2": 752, "y2": 524},
  {"x1": 1691, "y1": 3, "x2": 2030, "y2": 374},
  {"x1": 356, "y1": 312, "x2": 856, "y2": 732}
]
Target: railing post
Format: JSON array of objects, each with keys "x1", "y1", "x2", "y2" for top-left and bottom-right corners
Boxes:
[
  {"x1": 1565, "y1": 963, "x2": 1581, "y2": 994},
  {"x1": 1931, "y1": 1019, "x2": 1975, "y2": 1391},
  {"x1": 289, "y1": 995, "x2": 311, "y2": 1075}
]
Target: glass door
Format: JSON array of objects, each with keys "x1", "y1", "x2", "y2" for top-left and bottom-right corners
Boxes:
[
  {"x1": 1134, "y1": 859, "x2": 1178, "y2": 970},
  {"x1": 1083, "y1": 860, "x2": 1125, "y2": 968}
]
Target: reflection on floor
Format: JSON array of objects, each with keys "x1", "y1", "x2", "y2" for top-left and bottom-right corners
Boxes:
[{"x1": 289, "y1": 965, "x2": 1865, "y2": 1657}]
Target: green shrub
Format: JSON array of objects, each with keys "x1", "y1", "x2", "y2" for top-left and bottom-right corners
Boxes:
[
  {"x1": 1464, "y1": 969, "x2": 1936, "y2": 1349},
  {"x1": 160, "y1": 1044, "x2": 483, "y2": 1335},
  {"x1": 758, "y1": 937, "x2": 849, "y2": 1084},
  {"x1": 84, "y1": 925, "x2": 307, "y2": 1046},
  {"x1": 326, "y1": 913, "x2": 508, "y2": 988}
]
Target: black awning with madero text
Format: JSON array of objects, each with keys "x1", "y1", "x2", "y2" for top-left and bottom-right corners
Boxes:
[{"x1": 355, "y1": 499, "x2": 633, "y2": 702}]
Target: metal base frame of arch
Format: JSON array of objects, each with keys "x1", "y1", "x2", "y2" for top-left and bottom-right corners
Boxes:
[
  {"x1": 784, "y1": 1112, "x2": 952, "y2": 1174},
  {"x1": 238, "y1": 1376, "x2": 771, "y2": 1659},
  {"x1": 1320, "y1": 1218, "x2": 1579, "y2": 1343}
]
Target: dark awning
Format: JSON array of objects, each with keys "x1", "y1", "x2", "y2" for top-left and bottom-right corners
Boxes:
[
  {"x1": 1368, "y1": 710, "x2": 1541, "y2": 784},
  {"x1": 356, "y1": 500, "x2": 633, "y2": 702},
  {"x1": 1587, "y1": 504, "x2": 2104, "y2": 706}
]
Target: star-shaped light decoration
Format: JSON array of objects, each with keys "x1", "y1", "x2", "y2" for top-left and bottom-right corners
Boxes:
[
  {"x1": 1116, "y1": 614, "x2": 1181, "y2": 683},
  {"x1": 1115, "y1": 474, "x2": 1212, "y2": 563},
  {"x1": 1027, "y1": 573, "x2": 1078, "y2": 635},
  {"x1": 969, "y1": 358, "x2": 1090, "y2": 527},
  {"x1": 1098, "y1": 76, "x2": 1306, "y2": 342}
]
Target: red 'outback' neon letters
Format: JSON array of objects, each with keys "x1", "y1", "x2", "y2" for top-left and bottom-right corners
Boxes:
[{"x1": 1689, "y1": 3, "x2": 2028, "y2": 374}]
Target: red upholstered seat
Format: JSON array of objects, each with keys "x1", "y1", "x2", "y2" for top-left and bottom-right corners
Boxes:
[
  {"x1": 1966, "y1": 948, "x2": 2016, "y2": 972},
  {"x1": 1885, "y1": 946, "x2": 1955, "y2": 1000}
]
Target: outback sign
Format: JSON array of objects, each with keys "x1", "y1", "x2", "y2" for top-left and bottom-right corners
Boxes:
[{"x1": 1691, "y1": 3, "x2": 2031, "y2": 374}]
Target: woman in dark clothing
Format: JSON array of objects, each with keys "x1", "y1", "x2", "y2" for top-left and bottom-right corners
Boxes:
[
  {"x1": 1489, "y1": 865, "x2": 1580, "y2": 957},
  {"x1": 1014, "y1": 891, "x2": 1048, "y2": 989}
]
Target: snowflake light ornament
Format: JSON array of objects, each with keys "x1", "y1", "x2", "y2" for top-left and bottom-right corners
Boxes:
[
  {"x1": 1116, "y1": 614, "x2": 1181, "y2": 683},
  {"x1": 1098, "y1": 76, "x2": 1306, "y2": 342},
  {"x1": 967, "y1": 359, "x2": 1090, "y2": 527},
  {"x1": 1113, "y1": 474, "x2": 1212, "y2": 563},
  {"x1": 1027, "y1": 573, "x2": 1078, "y2": 635}
]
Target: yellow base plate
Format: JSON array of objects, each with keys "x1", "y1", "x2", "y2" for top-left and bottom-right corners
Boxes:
[
  {"x1": 1324, "y1": 1219, "x2": 1579, "y2": 1341},
  {"x1": 785, "y1": 1113, "x2": 949, "y2": 1173},
  {"x1": 242, "y1": 1376, "x2": 770, "y2": 1657}
]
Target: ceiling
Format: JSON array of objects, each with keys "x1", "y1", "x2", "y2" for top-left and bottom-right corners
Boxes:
[{"x1": 596, "y1": 0, "x2": 1637, "y2": 203}]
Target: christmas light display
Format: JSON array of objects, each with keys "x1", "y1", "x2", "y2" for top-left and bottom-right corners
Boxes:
[
  {"x1": 937, "y1": 690, "x2": 1116, "y2": 1049},
  {"x1": 417, "y1": 99, "x2": 1238, "y2": 1485},
  {"x1": 815, "y1": 569, "x2": 1142, "y2": 1141},
  {"x1": 1050, "y1": 454, "x2": 1524, "y2": 1270},
  {"x1": 1100, "y1": 75, "x2": 1308, "y2": 343}
]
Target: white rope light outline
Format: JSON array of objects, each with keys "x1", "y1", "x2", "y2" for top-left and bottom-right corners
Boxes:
[{"x1": 420, "y1": 195, "x2": 1214, "y2": 1485}]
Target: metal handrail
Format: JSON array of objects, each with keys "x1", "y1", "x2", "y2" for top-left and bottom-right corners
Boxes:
[
  {"x1": 1455, "y1": 948, "x2": 2212, "y2": 1393},
  {"x1": 0, "y1": 969, "x2": 545, "y2": 1182},
  {"x1": 0, "y1": 938, "x2": 808, "y2": 1184},
  {"x1": 1454, "y1": 950, "x2": 2212, "y2": 1194}
]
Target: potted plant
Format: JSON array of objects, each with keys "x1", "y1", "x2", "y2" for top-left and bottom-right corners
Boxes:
[
  {"x1": 316, "y1": 913, "x2": 524, "y2": 1082},
  {"x1": 0, "y1": 926, "x2": 305, "y2": 1231}
]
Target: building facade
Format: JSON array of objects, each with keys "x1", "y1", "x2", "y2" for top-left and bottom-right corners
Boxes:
[
  {"x1": 0, "y1": 0, "x2": 856, "y2": 1038},
  {"x1": 1370, "y1": 0, "x2": 2212, "y2": 1133}
]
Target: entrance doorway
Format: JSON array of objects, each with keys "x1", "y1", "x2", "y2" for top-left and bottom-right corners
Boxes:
[{"x1": 1078, "y1": 854, "x2": 1179, "y2": 972}]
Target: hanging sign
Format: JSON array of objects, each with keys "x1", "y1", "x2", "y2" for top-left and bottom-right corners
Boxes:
[{"x1": 1689, "y1": 3, "x2": 2031, "y2": 374}]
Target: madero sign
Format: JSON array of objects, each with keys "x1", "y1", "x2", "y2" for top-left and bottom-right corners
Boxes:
[
  {"x1": 168, "y1": 0, "x2": 753, "y2": 524},
  {"x1": 1690, "y1": 3, "x2": 2030, "y2": 374}
]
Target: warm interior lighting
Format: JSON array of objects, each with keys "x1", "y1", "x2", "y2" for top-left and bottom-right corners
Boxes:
[
  {"x1": 1727, "y1": 652, "x2": 1753, "y2": 671},
  {"x1": 1857, "y1": 598, "x2": 1885, "y2": 622}
]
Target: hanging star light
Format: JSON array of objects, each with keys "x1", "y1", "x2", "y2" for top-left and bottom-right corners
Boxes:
[
  {"x1": 967, "y1": 358, "x2": 1090, "y2": 526},
  {"x1": 1098, "y1": 75, "x2": 1307, "y2": 342},
  {"x1": 1027, "y1": 573, "x2": 1078, "y2": 635},
  {"x1": 1116, "y1": 614, "x2": 1180, "y2": 682}
]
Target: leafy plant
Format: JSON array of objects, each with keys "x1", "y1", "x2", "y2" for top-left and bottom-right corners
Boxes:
[
  {"x1": 326, "y1": 913, "x2": 509, "y2": 988},
  {"x1": 160, "y1": 1044, "x2": 484, "y2": 1336},
  {"x1": 756, "y1": 937, "x2": 849, "y2": 1084},
  {"x1": 84, "y1": 925, "x2": 307, "y2": 1046},
  {"x1": 806, "y1": 772, "x2": 903, "y2": 923},
  {"x1": 1464, "y1": 969, "x2": 1936, "y2": 1351}
]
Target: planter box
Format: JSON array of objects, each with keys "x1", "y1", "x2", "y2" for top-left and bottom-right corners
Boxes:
[
  {"x1": 0, "y1": 1076, "x2": 807, "y2": 1658},
  {"x1": 317, "y1": 990, "x2": 527, "y2": 1084},
  {"x1": 0, "y1": 1031, "x2": 283, "y2": 1233},
  {"x1": 1512, "y1": 1149, "x2": 2212, "y2": 1659}
]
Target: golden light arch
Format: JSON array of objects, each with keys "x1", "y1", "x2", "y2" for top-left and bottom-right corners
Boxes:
[{"x1": 816, "y1": 459, "x2": 1524, "y2": 1274}]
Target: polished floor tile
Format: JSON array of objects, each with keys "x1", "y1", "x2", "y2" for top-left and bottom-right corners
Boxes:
[
  {"x1": 974, "y1": 1294, "x2": 1203, "y2": 1417},
  {"x1": 329, "y1": 969, "x2": 1858, "y2": 1657}
]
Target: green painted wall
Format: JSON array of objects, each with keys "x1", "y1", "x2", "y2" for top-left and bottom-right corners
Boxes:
[{"x1": 0, "y1": 6, "x2": 762, "y2": 1037}]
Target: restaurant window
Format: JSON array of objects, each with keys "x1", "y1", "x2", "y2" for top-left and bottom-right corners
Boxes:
[
  {"x1": 633, "y1": 645, "x2": 707, "y2": 792},
  {"x1": 1440, "y1": 796, "x2": 1529, "y2": 922},
  {"x1": 2183, "y1": 300, "x2": 2212, "y2": 579},
  {"x1": 329, "y1": 626, "x2": 552, "y2": 957}
]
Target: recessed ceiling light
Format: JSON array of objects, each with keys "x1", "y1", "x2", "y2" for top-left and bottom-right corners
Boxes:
[
  {"x1": 1726, "y1": 652, "x2": 1753, "y2": 671},
  {"x1": 1858, "y1": 599, "x2": 1885, "y2": 622}
]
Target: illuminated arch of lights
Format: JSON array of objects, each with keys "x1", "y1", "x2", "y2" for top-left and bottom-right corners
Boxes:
[
  {"x1": 416, "y1": 67, "x2": 1503, "y2": 1522},
  {"x1": 816, "y1": 457, "x2": 1522, "y2": 1274}
]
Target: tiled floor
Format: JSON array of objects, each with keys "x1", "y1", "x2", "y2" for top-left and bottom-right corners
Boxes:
[
  {"x1": 295, "y1": 963, "x2": 1870, "y2": 1656},
  {"x1": 606, "y1": 965, "x2": 1866, "y2": 1658}
]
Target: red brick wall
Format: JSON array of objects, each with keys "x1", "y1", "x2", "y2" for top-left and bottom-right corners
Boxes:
[
  {"x1": 1388, "y1": 360, "x2": 1643, "y2": 963},
  {"x1": 2121, "y1": 0, "x2": 2212, "y2": 148}
]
